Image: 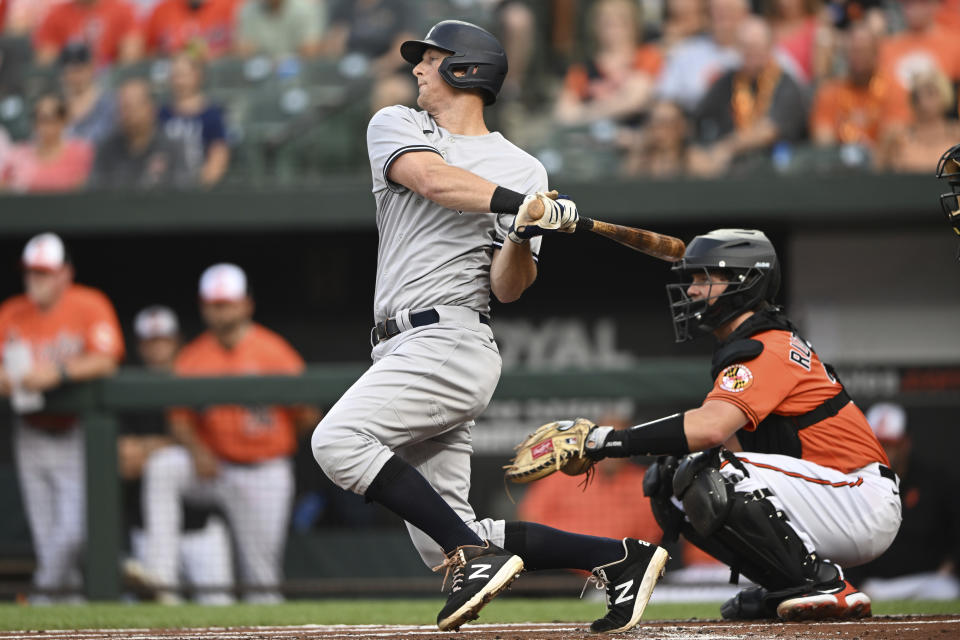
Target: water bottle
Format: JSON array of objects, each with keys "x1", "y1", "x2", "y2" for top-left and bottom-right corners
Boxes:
[{"x1": 4, "y1": 339, "x2": 44, "y2": 414}]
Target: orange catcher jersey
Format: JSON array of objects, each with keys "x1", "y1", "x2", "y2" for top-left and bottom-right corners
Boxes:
[{"x1": 706, "y1": 329, "x2": 888, "y2": 473}]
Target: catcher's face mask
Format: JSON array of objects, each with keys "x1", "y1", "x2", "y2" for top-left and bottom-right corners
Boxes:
[
  {"x1": 936, "y1": 143, "x2": 960, "y2": 245},
  {"x1": 666, "y1": 267, "x2": 760, "y2": 342}
]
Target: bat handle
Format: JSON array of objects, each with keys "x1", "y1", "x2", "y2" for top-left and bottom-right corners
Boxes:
[
  {"x1": 522, "y1": 191, "x2": 557, "y2": 222},
  {"x1": 576, "y1": 217, "x2": 595, "y2": 232},
  {"x1": 526, "y1": 197, "x2": 544, "y2": 221}
]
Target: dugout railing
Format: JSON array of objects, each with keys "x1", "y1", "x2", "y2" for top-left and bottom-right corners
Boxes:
[{"x1": 23, "y1": 361, "x2": 711, "y2": 601}]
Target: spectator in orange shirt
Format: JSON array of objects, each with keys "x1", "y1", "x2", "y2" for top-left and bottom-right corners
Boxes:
[
  {"x1": 33, "y1": 0, "x2": 143, "y2": 67},
  {"x1": 810, "y1": 22, "x2": 911, "y2": 150},
  {"x1": 0, "y1": 233, "x2": 125, "y2": 603},
  {"x1": 517, "y1": 452, "x2": 662, "y2": 545},
  {"x1": 935, "y1": 0, "x2": 960, "y2": 32},
  {"x1": 554, "y1": 0, "x2": 662, "y2": 127},
  {"x1": 878, "y1": 0, "x2": 960, "y2": 97},
  {"x1": 0, "y1": 93, "x2": 94, "y2": 193},
  {"x1": 140, "y1": 263, "x2": 316, "y2": 603},
  {"x1": 144, "y1": 0, "x2": 242, "y2": 59}
]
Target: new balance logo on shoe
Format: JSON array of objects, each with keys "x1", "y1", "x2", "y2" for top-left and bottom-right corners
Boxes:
[
  {"x1": 434, "y1": 542, "x2": 524, "y2": 632},
  {"x1": 613, "y1": 580, "x2": 635, "y2": 605},
  {"x1": 469, "y1": 564, "x2": 491, "y2": 580},
  {"x1": 587, "y1": 539, "x2": 669, "y2": 634}
]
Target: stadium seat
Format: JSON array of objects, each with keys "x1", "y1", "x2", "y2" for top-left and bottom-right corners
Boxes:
[{"x1": 0, "y1": 94, "x2": 31, "y2": 141}]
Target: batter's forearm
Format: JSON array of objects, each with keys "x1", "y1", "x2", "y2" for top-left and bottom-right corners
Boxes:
[{"x1": 490, "y1": 244, "x2": 537, "y2": 302}]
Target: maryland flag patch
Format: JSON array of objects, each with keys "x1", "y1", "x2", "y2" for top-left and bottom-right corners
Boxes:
[{"x1": 719, "y1": 364, "x2": 754, "y2": 393}]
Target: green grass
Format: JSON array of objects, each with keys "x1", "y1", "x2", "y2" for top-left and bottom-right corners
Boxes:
[{"x1": 0, "y1": 598, "x2": 956, "y2": 631}]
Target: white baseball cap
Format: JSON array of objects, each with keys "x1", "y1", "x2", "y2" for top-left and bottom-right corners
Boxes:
[
  {"x1": 22, "y1": 232, "x2": 67, "y2": 272},
  {"x1": 134, "y1": 305, "x2": 180, "y2": 340},
  {"x1": 865, "y1": 402, "x2": 907, "y2": 443},
  {"x1": 199, "y1": 263, "x2": 248, "y2": 302}
]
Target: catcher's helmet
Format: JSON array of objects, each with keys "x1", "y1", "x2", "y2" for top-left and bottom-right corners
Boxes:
[
  {"x1": 936, "y1": 142, "x2": 960, "y2": 239},
  {"x1": 401, "y1": 20, "x2": 507, "y2": 105},
  {"x1": 666, "y1": 229, "x2": 780, "y2": 342}
]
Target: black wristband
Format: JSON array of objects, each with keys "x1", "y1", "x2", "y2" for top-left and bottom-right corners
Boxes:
[
  {"x1": 490, "y1": 186, "x2": 526, "y2": 214},
  {"x1": 610, "y1": 413, "x2": 689, "y2": 457}
]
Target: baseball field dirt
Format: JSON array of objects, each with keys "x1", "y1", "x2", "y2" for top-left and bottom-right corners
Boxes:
[{"x1": 0, "y1": 616, "x2": 956, "y2": 639}]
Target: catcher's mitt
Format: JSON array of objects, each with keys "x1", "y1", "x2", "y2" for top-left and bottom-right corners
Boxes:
[{"x1": 504, "y1": 418, "x2": 597, "y2": 483}]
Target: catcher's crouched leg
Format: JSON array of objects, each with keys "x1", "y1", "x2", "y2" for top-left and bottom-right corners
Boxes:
[{"x1": 668, "y1": 450, "x2": 841, "y2": 618}]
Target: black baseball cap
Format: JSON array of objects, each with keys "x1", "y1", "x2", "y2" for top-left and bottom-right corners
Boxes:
[{"x1": 58, "y1": 42, "x2": 92, "y2": 66}]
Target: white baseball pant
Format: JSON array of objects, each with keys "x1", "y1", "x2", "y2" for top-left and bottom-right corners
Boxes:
[
  {"x1": 312, "y1": 306, "x2": 505, "y2": 568},
  {"x1": 130, "y1": 516, "x2": 235, "y2": 604},
  {"x1": 719, "y1": 453, "x2": 902, "y2": 568},
  {"x1": 141, "y1": 445, "x2": 293, "y2": 602},
  {"x1": 14, "y1": 420, "x2": 85, "y2": 598}
]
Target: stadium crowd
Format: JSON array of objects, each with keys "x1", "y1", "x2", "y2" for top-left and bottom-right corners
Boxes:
[{"x1": 0, "y1": 0, "x2": 959, "y2": 190}]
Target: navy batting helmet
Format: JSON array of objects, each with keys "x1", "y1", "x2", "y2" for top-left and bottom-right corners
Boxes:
[
  {"x1": 666, "y1": 229, "x2": 781, "y2": 342},
  {"x1": 400, "y1": 20, "x2": 507, "y2": 106}
]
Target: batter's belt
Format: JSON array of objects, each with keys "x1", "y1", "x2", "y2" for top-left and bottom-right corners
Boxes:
[{"x1": 371, "y1": 307, "x2": 490, "y2": 346}]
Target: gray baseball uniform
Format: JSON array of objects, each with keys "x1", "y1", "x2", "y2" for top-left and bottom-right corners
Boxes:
[{"x1": 312, "y1": 105, "x2": 547, "y2": 567}]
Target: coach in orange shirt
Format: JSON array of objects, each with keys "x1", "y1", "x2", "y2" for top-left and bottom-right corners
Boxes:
[
  {"x1": 0, "y1": 232, "x2": 124, "y2": 602},
  {"x1": 810, "y1": 23, "x2": 911, "y2": 150},
  {"x1": 144, "y1": 0, "x2": 242, "y2": 59},
  {"x1": 140, "y1": 263, "x2": 313, "y2": 603}
]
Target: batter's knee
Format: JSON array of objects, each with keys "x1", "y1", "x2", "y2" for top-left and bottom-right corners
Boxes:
[{"x1": 312, "y1": 417, "x2": 392, "y2": 494}]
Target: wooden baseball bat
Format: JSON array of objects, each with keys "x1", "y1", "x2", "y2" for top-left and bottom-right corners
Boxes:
[{"x1": 525, "y1": 195, "x2": 686, "y2": 262}]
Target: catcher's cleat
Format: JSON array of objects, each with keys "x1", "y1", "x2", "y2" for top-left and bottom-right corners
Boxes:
[
  {"x1": 584, "y1": 538, "x2": 669, "y2": 634},
  {"x1": 721, "y1": 586, "x2": 779, "y2": 620},
  {"x1": 434, "y1": 541, "x2": 524, "y2": 631},
  {"x1": 776, "y1": 579, "x2": 871, "y2": 621}
]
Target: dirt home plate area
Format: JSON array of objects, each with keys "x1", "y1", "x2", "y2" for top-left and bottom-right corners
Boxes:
[{"x1": 0, "y1": 617, "x2": 958, "y2": 640}]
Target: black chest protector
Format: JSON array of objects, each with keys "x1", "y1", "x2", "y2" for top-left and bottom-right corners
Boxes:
[{"x1": 710, "y1": 308, "x2": 851, "y2": 458}]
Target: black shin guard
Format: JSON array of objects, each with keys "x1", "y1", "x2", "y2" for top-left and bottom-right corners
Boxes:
[{"x1": 672, "y1": 451, "x2": 838, "y2": 592}]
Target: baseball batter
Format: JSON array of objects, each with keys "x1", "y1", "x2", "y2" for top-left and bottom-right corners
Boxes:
[
  {"x1": 312, "y1": 20, "x2": 668, "y2": 634},
  {"x1": 0, "y1": 233, "x2": 125, "y2": 602},
  {"x1": 513, "y1": 229, "x2": 902, "y2": 622}
]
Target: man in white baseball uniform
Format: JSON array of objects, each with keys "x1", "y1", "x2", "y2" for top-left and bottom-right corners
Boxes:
[
  {"x1": 577, "y1": 229, "x2": 902, "y2": 621},
  {"x1": 312, "y1": 20, "x2": 668, "y2": 634},
  {"x1": 142, "y1": 264, "x2": 311, "y2": 603},
  {"x1": 120, "y1": 305, "x2": 234, "y2": 605},
  {"x1": 0, "y1": 233, "x2": 125, "y2": 602}
]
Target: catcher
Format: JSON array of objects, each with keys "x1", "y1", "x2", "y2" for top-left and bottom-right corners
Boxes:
[{"x1": 507, "y1": 229, "x2": 902, "y2": 621}]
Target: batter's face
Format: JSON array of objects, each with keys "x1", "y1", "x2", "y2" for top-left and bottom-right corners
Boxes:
[
  {"x1": 200, "y1": 298, "x2": 253, "y2": 334},
  {"x1": 687, "y1": 271, "x2": 728, "y2": 304},
  {"x1": 412, "y1": 48, "x2": 458, "y2": 111}
]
